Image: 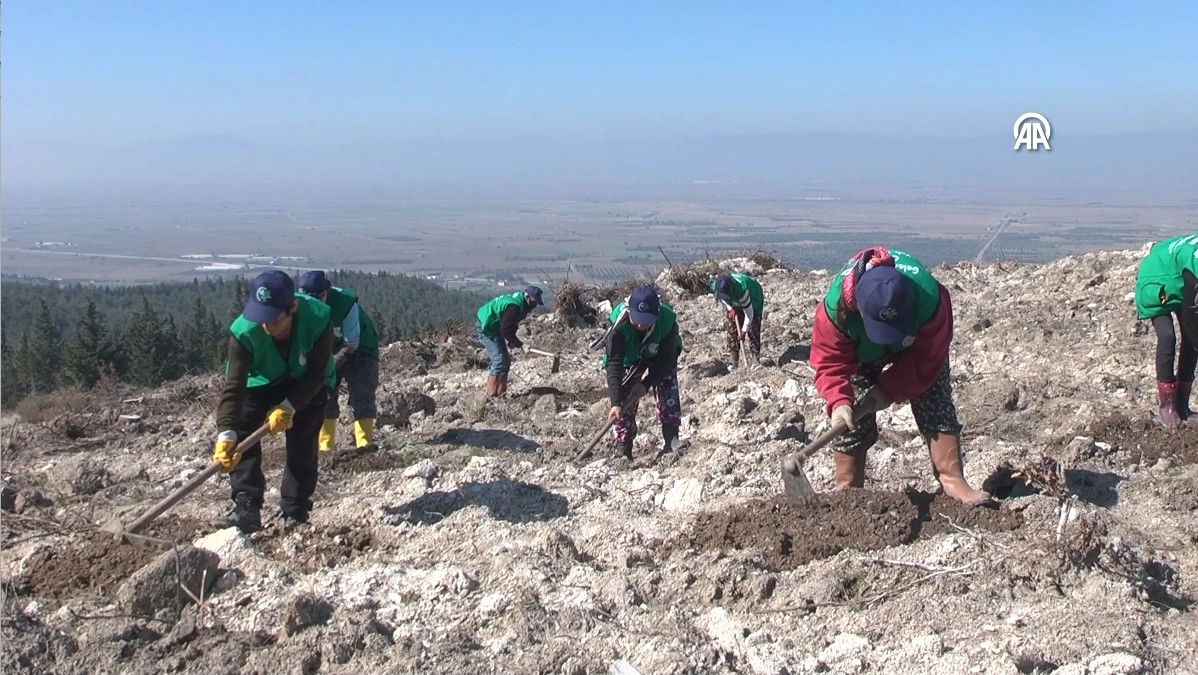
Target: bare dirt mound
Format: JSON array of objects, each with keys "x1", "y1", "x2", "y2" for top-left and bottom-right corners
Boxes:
[
  {"x1": 1089, "y1": 412, "x2": 1198, "y2": 465},
  {"x1": 24, "y1": 515, "x2": 207, "y2": 600},
  {"x1": 323, "y1": 446, "x2": 418, "y2": 474},
  {"x1": 684, "y1": 490, "x2": 1024, "y2": 572},
  {"x1": 257, "y1": 523, "x2": 379, "y2": 573}
]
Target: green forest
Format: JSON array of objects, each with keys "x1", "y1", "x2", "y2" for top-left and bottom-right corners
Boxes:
[{"x1": 0, "y1": 270, "x2": 488, "y2": 408}]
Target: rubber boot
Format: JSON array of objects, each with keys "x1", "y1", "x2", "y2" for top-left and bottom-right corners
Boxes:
[
  {"x1": 484, "y1": 375, "x2": 497, "y2": 396},
  {"x1": 620, "y1": 437, "x2": 635, "y2": 460},
  {"x1": 927, "y1": 433, "x2": 993, "y2": 506},
  {"x1": 218, "y1": 492, "x2": 262, "y2": 534},
  {"x1": 1176, "y1": 380, "x2": 1193, "y2": 421},
  {"x1": 833, "y1": 449, "x2": 866, "y2": 489},
  {"x1": 662, "y1": 424, "x2": 679, "y2": 454},
  {"x1": 353, "y1": 418, "x2": 378, "y2": 452},
  {"x1": 318, "y1": 419, "x2": 337, "y2": 452},
  {"x1": 1158, "y1": 380, "x2": 1181, "y2": 427},
  {"x1": 729, "y1": 349, "x2": 740, "y2": 370}
]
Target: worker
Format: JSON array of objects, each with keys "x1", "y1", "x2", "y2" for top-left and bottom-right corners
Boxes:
[
  {"x1": 213, "y1": 270, "x2": 336, "y2": 532},
  {"x1": 296, "y1": 271, "x2": 382, "y2": 452},
  {"x1": 1134, "y1": 234, "x2": 1198, "y2": 425},
  {"x1": 711, "y1": 272, "x2": 765, "y2": 367},
  {"x1": 475, "y1": 286, "x2": 544, "y2": 397},
  {"x1": 604, "y1": 285, "x2": 684, "y2": 459},
  {"x1": 810, "y1": 246, "x2": 992, "y2": 506}
]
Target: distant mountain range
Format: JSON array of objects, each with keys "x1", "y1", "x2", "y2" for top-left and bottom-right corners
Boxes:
[{"x1": 11, "y1": 128, "x2": 1198, "y2": 193}]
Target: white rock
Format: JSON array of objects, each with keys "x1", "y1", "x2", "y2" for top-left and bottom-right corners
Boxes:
[
  {"x1": 818, "y1": 632, "x2": 870, "y2": 664},
  {"x1": 402, "y1": 459, "x2": 439, "y2": 479},
  {"x1": 661, "y1": 478, "x2": 704, "y2": 512},
  {"x1": 193, "y1": 527, "x2": 257, "y2": 568},
  {"x1": 478, "y1": 592, "x2": 509, "y2": 618},
  {"x1": 1052, "y1": 664, "x2": 1089, "y2": 675},
  {"x1": 779, "y1": 379, "x2": 802, "y2": 400},
  {"x1": 1088, "y1": 652, "x2": 1144, "y2": 675}
]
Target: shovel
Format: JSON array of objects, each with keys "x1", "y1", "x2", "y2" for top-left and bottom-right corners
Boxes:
[
  {"x1": 526, "y1": 348, "x2": 561, "y2": 373},
  {"x1": 101, "y1": 424, "x2": 271, "y2": 542},
  {"x1": 780, "y1": 401, "x2": 878, "y2": 505}
]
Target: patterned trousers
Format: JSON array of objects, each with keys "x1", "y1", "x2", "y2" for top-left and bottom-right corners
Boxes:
[
  {"x1": 831, "y1": 360, "x2": 963, "y2": 455},
  {"x1": 612, "y1": 368, "x2": 682, "y2": 443},
  {"x1": 726, "y1": 309, "x2": 763, "y2": 358}
]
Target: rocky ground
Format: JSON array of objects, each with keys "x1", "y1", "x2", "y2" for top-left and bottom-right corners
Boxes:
[{"x1": 3, "y1": 245, "x2": 1197, "y2": 675}]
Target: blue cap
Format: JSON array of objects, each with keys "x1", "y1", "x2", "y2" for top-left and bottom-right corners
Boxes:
[
  {"x1": 855, "y1": 266, "x2": 916, "y2": 345},
  {"x1": 712, "y1": 275, "x2": 735, "y2": 302},
  {"x1": 244, "y1": 270, "x2": 296, "y2": 324},
  {"x1": 297, "y1": 270, "x2": 331, "y2": 295},
  {"x1": 628, "y1": 285, "x2": 661, "y2": 325},
  {"x1": 524, "y1": 285, "x2": 544, "y2": 306}
]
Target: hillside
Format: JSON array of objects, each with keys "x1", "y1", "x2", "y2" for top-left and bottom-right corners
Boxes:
[{"x1": 3, "y1": 246, "x2": 1197, "y2": 675}]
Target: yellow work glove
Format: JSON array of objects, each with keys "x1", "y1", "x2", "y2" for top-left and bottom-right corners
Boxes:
[
  {"x1": 266, "y1": 399, "x2": 296, "y2": 434},
  {"x1": 212, "y1": 430, "x2": 241, "y2": 473}
]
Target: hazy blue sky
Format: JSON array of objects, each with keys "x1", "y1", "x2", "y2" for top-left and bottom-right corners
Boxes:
[{"x1": 4, "y1": 1, "x2": 1197, "y2": 187}]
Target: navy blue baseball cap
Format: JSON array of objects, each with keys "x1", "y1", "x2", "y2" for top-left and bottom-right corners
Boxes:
[
  {"x1": 712, "y1": 275, "x2": 735, "y2": 302},
  {"x1": 297, "y1": 270, "x2": 332, "y2": 295},
  {"x1": 524, "y1": 285, "x2": 544, "y2": 306},
  {"x1": 244, "y1": 270, "x2": 296, "y2": 324},
  {"x1": 628, "y1": 285, "x2": 661, "y2": 325},
  {"x1": 855, "y1": 266, "x2": 916, "y2": 345}
]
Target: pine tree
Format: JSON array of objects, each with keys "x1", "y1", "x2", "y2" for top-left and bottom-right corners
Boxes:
[
  {"x1": 24, "y1": 301, "x2": 62, "y2": 395},
  {"x1": 126, "y1": 297, "x2": 166, "y2": 387},
  {"x1": 65, "y1": 299, "x2": 120, "y2": 389},
  {"x1": 180, "y1": 297, "x2": 211, "y2": 373},
  {"x1": 158, "y1": 315, "x2": 185, "y2": 382},
  {"x1": 0, "y1": 330, "x2": 29, "y2": 407}
]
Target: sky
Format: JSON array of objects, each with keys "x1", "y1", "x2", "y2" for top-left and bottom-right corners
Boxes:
[{"x1": 3, "y1": 0, "x2": 1198, "y2": 187}]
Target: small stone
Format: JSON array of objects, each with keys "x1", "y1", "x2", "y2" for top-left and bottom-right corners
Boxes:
[
  {"x1": 1089, "y1": 652, "x2": 1144, "y2": 675},
  {"x1": 478, "y1": 593, "x2": 510, "y2": 618},
  {"x1": 402, "y1": 459, "x2": 439, "y2": 479}
]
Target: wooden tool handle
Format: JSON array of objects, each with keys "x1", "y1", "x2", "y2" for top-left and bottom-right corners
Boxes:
[{"x1": 123, "y1": 424, "x2": 271, "y2": 534}]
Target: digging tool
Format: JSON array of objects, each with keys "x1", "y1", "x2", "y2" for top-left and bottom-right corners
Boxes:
[
  {"x1": 575, "y1": 363, "x2": 646, "y2": 462},
  {"x1": 526, "y1": 348, "x2": 561, "y2": 373},
  {"x1": 101, "y1": 424, "x2": 271, "y2": 541},
  {"x1": 780, "y1": 400, "x2": 878, "y2": 505}
]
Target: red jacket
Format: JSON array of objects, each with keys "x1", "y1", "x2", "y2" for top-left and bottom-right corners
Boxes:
[{"x1": 810, "y1": 282, "x2": 954, "y2": 415}]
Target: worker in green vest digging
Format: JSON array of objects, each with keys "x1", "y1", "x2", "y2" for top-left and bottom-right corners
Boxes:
[
  {"x1": 213, "y1": 270, "x2": 336, "y2": 532},
  {"x1": 1134, "y1": 233, "x2": 1198, "y2": 426},
  {"x1": 711, "y1": 272, "x2": 765, "y2": 367},
  {"x1": 604, "y1": 285, "x2": 684, "y2": 460},
  {"x1": 297, "y1": 271, "x2": 382, "y2": 451},
  {"x1": 475, "y1": 286, "x2": 544, "y2": 397},
  {"x1": 810, "y1": 247, "x2": 992, "y2": 506}
]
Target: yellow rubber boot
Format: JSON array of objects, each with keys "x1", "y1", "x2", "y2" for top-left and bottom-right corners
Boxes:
[
  {"x1": 353, "y1": 418, "x2": 378, "y2": 453},
  {"x1": 318, "y1": 419, "x2": 337, "y2": 452}
]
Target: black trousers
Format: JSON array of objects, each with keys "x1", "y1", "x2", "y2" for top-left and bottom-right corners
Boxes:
[
  {"x1": 1154, "y1": 269, "x2": 1198, "y2": 383},
  {"x1": 229, "y1": 382, "x2": 329, "y2": 518}
]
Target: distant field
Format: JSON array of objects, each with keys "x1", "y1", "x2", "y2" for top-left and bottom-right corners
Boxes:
[{"x1": 2, "y1": 187, "x2": 1192, "y2": 286}]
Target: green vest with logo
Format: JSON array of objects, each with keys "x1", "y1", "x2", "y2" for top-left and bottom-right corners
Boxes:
[
  {"x1": 730, "y1": 273, "x2": 764, "y2": 314},
  {"x1": 477, "y1": 292, "x2": 527, "y2": 337},
  {"x1": 603, "y1": 300, "x2": 683, "y2": 368},
  {"x1": 229, "y1": 294, "x2": 336, "y2": 389},
  {"x1": 823, "y1": 250, "x2": 942, "y2": 364},
  {"x1": 1135, "y1": 234, "x2": 1198, "y2": 320},
  {"x1": 302, "y1": 286, "x2": 380, "y2": 359}
]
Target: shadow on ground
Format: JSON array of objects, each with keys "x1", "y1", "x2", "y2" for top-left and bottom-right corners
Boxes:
[
  {"x1": 1065, "y1": 468, "x2": 1123, "y2": 508},
  {"x1": 384, "y1": 479, "x2": 569, "y2": 525},
  {"x1": 778, "y1": 344, "x2": 812, "y2": 365},
  {"x1": 433, "y1": 428, "x2": 541, "y2": 453}
]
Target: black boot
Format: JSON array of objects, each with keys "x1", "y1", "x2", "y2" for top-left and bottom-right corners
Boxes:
[
  {"x1": 219, "y1": 492, "x2": 262, "y2": 534},
  {"x1": 662, "y1": 424, "x2": 679, "y2": 453},
  {"x1": 620, "y1": 438, "x2": 634, "y2": 460}
]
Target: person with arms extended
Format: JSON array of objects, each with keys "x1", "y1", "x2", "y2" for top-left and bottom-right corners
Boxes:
[
  {"x1": 1134, "y1": 233, "x2": 1198, "y2": 426},
  {"x1": 475, "y1": 286, "x2": 544, "y2": 398},
  {"x1": 711, "y1": 272, "x2": 765, "y2": 367},
  {"x1": 810, "y1": 246, "x2": 992, "y2": 506},
  {"x1": 604, "y1": 285, "x2": 684, "y2": 460},
  {"x1": 213, "y1": 270, "x2": 336, "y2": 532},
  {"x1": 296, "y1": 270, "x2": 382, "y2": 452}
]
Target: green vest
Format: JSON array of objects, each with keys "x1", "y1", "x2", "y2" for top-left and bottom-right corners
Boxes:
[
  {"x1": 603, "y1": 300, "x2": 683, "y2": 368},
  {"x1": 1135, "y1": 234, "x2": 1198, "y2": 320},
  {"x1": 301, "y1": 286, "x2": 380, "y2": 358},
  {"x1": 729, "y1": 273, "x2": 764, "y2": 314},
  {"x1": 229, "y1": 294, "x2": 336, "y2": 389},
  {"x1": 823, "y1": 250, "x2": 942, "y2": 364},
  {"x1": 477, "y1": 292, "x2": 528, "y2": 337}
]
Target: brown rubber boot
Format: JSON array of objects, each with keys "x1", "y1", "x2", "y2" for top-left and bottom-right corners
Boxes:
[
  {"x1": 484, "y1": 375, "x2": 498, "y2": 397},
  {"x1": 927, "y1": 432, "x2": 993, "y2": 506},
  {"x1": 833, "y1": 449, "x2": 866, "y2": 489}
]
